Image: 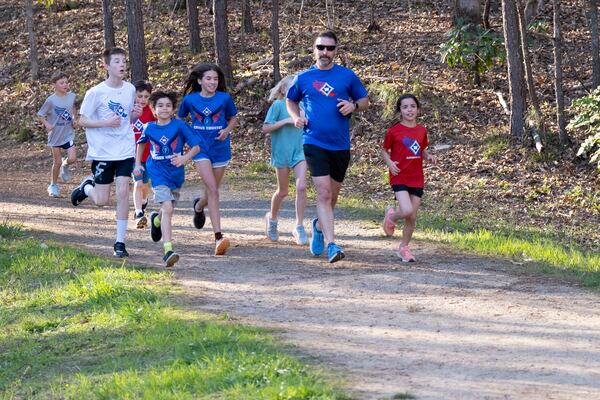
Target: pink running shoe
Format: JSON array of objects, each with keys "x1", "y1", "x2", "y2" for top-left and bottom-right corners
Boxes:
[
  {"x1": 382, "y1": 205, "x2": 396, "y2": 236},
  {"x1": 397, "y1": 245, "x2": 416, "y2": 262}
]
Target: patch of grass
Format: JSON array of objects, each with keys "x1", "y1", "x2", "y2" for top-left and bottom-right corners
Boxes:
[
  {"x1": 0, "y1": 221, "x2": 23, "y2": 239},
  {"x1": 482, "y1": 134, "x2": 509, "y2": 159},
  {"x1": 0, "y1": 235, "x2": 350, "y2": 399}
]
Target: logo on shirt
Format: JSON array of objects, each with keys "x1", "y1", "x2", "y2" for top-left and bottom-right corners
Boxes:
[
  {"x1": 133, "y1": 119, "x2": 144, "y2": 132},
  {"x1": 312, "y1": 80, "x2": 336, "y2": 97},
  {"x1": 108, "y1": 100, "x2": 128, "y2": 118},
  {"x1": 55, "y1": 107, "x2": 73, "y2": 122},
  {"x1": 159, "y1": 135, "x2": 169, "y2": 145},
  {"x1": 403, "y1": 137, "x2": 421, "y2": 156},
  {"x1": 194, "y1": 107, "x2": 223, "y2": 126}
]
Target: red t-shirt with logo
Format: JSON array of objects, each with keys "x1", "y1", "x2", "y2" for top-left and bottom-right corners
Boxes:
[
  {"x1": 133, "y1": 105, "x2": 156, "y2": 163},
  {"x1": 382, "y1": 122, "x2": 428, "y2": 188}
]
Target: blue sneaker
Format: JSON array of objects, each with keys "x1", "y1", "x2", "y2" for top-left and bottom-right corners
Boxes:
[
  {"x1": 327, "y1": 242, "x2": 345, "y2": 263},
  {"x1": 310, "y1": 218, "x2": 325, "y2": 256}
]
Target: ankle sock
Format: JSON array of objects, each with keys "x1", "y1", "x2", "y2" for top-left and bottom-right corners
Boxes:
[
  {"x1": 164, "y1": 242, "x2": 173, "y2": 254},
  {"x1": 215, "y1": 232, "x2": 223, "y2": 241}
]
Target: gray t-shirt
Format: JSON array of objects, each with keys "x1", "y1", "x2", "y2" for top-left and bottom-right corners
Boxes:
[{"x1": 37, "y1": 92, "x2": 76, "y2": 147}]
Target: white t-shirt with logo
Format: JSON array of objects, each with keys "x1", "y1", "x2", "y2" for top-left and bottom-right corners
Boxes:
[{"x1": 79, "y1": 81, "x2": 136, "y2": 161}]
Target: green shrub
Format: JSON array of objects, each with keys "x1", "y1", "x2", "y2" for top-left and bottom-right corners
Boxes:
[{"x1": 569, "y1": 88, "x2": 600, "y2": 171}]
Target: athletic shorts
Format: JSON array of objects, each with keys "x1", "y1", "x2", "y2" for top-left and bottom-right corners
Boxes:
[
  {"x1": 133, "y1": 161, "x2": 149, "y2": 184},
  {"x1": 303, "y1": 144, "x2": 351, "y2": 183},
  {"x1": 392, "y1": 184, "x2": 424, "y2": 198},
  {"x1": 54, "y1": 140, "x2": 74, "y2": 150},
  {"x1": 153, "y1": 185, "x2": 180, "y2": 204},
  {"x1": 193, "y1": 139, "x2": 231, "y2": 168},
  {"x1": 91, "y1": 158, "x2": 135, "y2": 185}
]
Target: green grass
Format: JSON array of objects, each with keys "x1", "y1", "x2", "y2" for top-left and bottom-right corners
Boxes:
[{"x1": 0, "y1": 223, "x2": 350, "y2": 399}]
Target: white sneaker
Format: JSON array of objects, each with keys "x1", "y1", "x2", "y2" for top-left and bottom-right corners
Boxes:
[
  {"x1": 59, "y1": 158, "x2": 72, "y2": 182},
  {"x1": 47, "y1": 183, "x2": 60, "y2": 197}
]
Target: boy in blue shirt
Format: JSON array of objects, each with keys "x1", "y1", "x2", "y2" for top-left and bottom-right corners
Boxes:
[
  {"x1": 134, "y1": 91, "x2": 201, "y2": 267},
  {"x1": 287, "y1": 31, "x2": 369, "y2": 263}
]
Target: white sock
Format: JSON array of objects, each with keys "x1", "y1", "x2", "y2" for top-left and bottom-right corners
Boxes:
[
  {"x1": 135, "y1": 208, "x2": 143, "y2": 214},
  {"x1": 84, "y1": 184, "x2": 94, "y2": 196},
  {"x1": 116, "y1": 219, "x2": 128, "y2": 243}
]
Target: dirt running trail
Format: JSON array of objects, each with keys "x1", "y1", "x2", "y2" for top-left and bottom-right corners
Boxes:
[{"x1": 2, "y1": 157, "x2": 600, "y2": 399}]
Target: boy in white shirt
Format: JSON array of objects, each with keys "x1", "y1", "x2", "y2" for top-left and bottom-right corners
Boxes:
[{"x1": 71, "y1": 47, "x2": 142, "y2": 257}]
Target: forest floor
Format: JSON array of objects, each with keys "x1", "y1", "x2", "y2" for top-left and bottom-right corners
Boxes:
[{"x1": 2, "y1": 149, "x2": 600, "y2": 400}]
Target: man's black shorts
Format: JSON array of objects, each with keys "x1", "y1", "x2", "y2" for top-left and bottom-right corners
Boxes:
[
  {"x1": 303, "y1": 144, "x2": 351, "y2": 183},
  {"x1": 91, "y1": 158, "x2": 135, "y2": 185}
]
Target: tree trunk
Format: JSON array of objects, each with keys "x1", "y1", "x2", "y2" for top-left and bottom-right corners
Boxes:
[
  {"x1": 187, "y1": 0, "x2": 202, "y2": 53},
  {"x1": 587, "y1": 0, "x2": 600, "y2": 89},
  {"x1": 517, "y1": 0, "x2": 545, "y2": 151},
  {"x1": 502, "y1": 0, "x2": 526, "y2": 139},
  {"x1": 271, "y1": 0, "x2": 281, "y2": 82},
  {"x1": 524, "y1": 0, "x2": 544, "y2": 24},
  {"x1": 125, "y1": 0, "x2": 148, "y2": 82},
  {"x1": 552, "y1": 0, "x2": 568, "y2": 145},
  {"x1": 454, "y1": 0, "x2": 481, "y2": 25},
  {"x1": 325, "y1": 0, "x2": 334, "y2": 30},
  {"x1": 213, "y1": 0, "x2": 233, "y2": 85},
  {"x1": 242, "y1": 0, "x2": 254, "y2": 34},
  {"x1": 25, "y1": 0, "x2": 38, "y2": 80},
  {"x1": 102, "y1": 0, "x2": 115, "y2": 49},
  {"x1": 483, "y1": 0, "x2": 492, "y2": 29}
]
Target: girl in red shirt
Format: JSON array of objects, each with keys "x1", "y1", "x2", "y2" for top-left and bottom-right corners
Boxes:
[{"x1": 381, "y1": 94, "x2": 436, "y2": 262}]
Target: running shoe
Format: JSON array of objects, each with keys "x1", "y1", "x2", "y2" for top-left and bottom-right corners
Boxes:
[
  {"x1": 293, "y1": 225, "x2": 308, "y2": 245},
  {"x1": 150, "y1": 211, "x2": 162, "y2": 242},
  {"x1": 310, "y1": 218, "x2": 325, "y2": 256},
  {"x1": 214, "y1": 237, "x2": 230, "y2": 255},
  {"x1": 264, "y1": 212, "x2": 279, "y2": 241},
  {"x1": 47, "y1": 183, "x2": 60, "y2": 197},
  {"x1": 382, "y1": 205, "x2": 396, "y2": 237},
  {"x1": 135, "y1": 211, "x2": 147, "y2": 229},
  {"x1": 113, "y1": 242, "x2": 129, "y2": 257},
  {"x1": 397, "y1": 245, "x2": 416, "y2": 262},
  {"x1": 192, "y1": 198, "x2": 206, "y2": 229},
  {"x1": 71, "y1": 176, "x2": 94, "y2": 206},
  {"x1": 59, "y1": 157, "x2": 72, "y2": 182},
  {"x1": 142, "y1": 200, "x2": 148, "y2": 213},
  {"x1": 163, "y1": 250, "x2": 180, "y2": 268},
  {"x1": 327, "y1": 242, "x2": 345, "y2": 263}
]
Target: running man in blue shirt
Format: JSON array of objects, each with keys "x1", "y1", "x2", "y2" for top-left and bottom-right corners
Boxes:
[{"x1": 286, "y1": 30, "x2": 369, "y2": 263}]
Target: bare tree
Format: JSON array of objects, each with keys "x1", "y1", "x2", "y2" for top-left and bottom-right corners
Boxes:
[
  {"x1": 325, "y1": 0, "x2": 335, "y2": 30},
  {"x1": 187, "y1": 0, "x2": 202, "y2": 53},
  {"x1": 587, "y1": 0, "x2": 600, "y2": 89},
  {"x1": 126, "y1": 0, "x2": 148, "y2": 82},
  {"x1": 454, "y1": 0, "x2": 481, "y2": 25},
  {"x1": 25, "y1": 0, "x2": 38, "y2": 79},
  {"x1": 271, "y1": 0, "x2": 281, "y2": 82},
  {"x1": 242, "y1": 0, "x2": 254, "y2": 34},
  {"x1": 102, "y1": 0, "x2": 115, "y2": 49},
  {"x1": 502, "y1": 0, "x2": 526, "y2": 138},
  {"x1": 552, "y1": 0, "x2": 568, "y2": 144},
  {"x1": 213, "y1": 0, "x2": 233, "y2": 84},
  {"x1": 483, "y1": 0, "x2": 492, "y2": 29},
  {"x1": 524, "y1": 0, "x2": 544, "y2": 24}
]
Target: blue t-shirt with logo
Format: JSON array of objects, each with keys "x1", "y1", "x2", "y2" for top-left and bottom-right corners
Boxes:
[
  {"x1": 287, "y1": 64, "x2": 368, "y2": 151},
  {"x1": 137, "y1": 119, "x2": 202, "y2": 190},
  {"x1": 177, "y1": 91, "x2": 238, "y2": 150}
]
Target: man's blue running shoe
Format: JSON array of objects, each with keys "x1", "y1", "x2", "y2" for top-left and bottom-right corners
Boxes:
[
  {"x1": 327, "y1": 242, "x2": 345, "y2": 263},
  {"x1": 310, "y1": 218, "x2": 325, "y2": 256}
]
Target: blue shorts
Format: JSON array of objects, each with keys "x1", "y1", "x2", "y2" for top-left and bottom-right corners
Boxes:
[
  {"x1": 133, "y1": 161, "x2": 150, "y2": 184},
  {"x1": 54, "y1": 140, "x2": 74, "y2": 150},
  {"x1": 193, "y1": 138, "x2": 231, "y2": 168}
]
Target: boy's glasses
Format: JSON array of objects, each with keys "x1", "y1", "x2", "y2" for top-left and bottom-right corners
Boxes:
[{"x1": 315, "y1": 44, "x2": 336, "y2": 51}]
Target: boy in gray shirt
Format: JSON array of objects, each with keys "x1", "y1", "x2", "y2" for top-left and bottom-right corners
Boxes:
[{"x1": 37, "y1": 71, "x2": 78, "y2": 197}]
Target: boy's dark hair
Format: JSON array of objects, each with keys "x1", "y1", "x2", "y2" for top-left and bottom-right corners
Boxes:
[
  {"x1": 102, "y1": 47, "x2": 127, "y2": 64},
  {"x1": 50, "y1": 71, "x2": 68, "y2": 83},
  {"x1": 134, "y1": 80, "x2": 153, "y2": 93},
  {"x1": 315, "y1": 30, "x2": 338, "y2": 44},
  {"x1": 149, "y1": 91, "x2": 178, "y2": 109},
  {"x1": 182, "y1": 63, "x2": 227, "y2": 96},
  {"x1": 396, "y1": 93, "x2": 420, "y2": 112}
]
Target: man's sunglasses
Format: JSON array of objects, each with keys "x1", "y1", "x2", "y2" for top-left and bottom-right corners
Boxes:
[{"x1": 315, "y1": 44, "x2": 337, "y2": 51}]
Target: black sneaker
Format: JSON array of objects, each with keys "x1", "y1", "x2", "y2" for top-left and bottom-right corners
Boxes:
[
  {"x1": 71, "y1": 176, "x2": 94, "y2": 206},
  {"x1": 150, "y1": 211, "x2": 162, "y2": 242},
  {"x1": 163, "y1": 250, "x2": 179, "y2": 268},
  {"x1": 113, "y1": 242, "x2": 129, "y2": 257},
  {"x1": 192, "y1": 198, "x2": 206, "y2": 229}
]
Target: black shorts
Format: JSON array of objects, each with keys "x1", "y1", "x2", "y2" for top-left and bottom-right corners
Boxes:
[
  {"x1": 303, "y1": 144, "x2": 351, "y2": 183},
  {"x1": 392, "y1": 184, "x2": 424, "y2": 198},
  {"x1": 54, "y1": 140, "x2": 74, "y2": 150},
  {"x1": 91, "y1": 158, "x2": 135, "y2": 185}
]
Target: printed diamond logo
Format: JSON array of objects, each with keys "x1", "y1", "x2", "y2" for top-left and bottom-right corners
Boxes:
[
  {"x1": 134, "y1": 119, "x2": 144, "y2": 131},
  {"x1": 409, "y1": 141, "x2": 421, "y2": 155},
  {"x1": 202, "y1": 107, "x2": 211, "y2": 116},
  {"x1": 159, "y1": 135, "x2": 169, "y2": 145},
  {"x1": 60, "y1": 109, "x2": 72, "y2": 122},
  {"x1": 320, "y1": 83, "x2": 334, "y2": 96}
]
